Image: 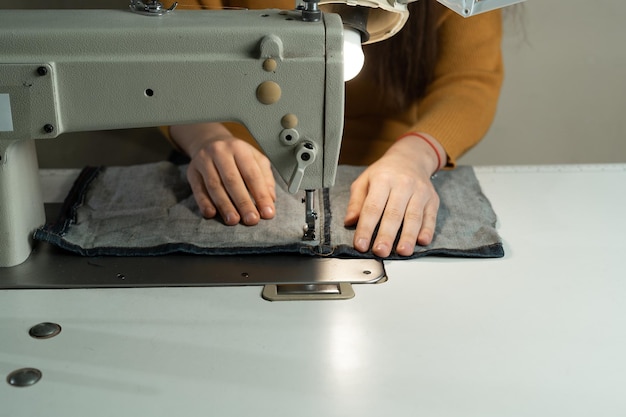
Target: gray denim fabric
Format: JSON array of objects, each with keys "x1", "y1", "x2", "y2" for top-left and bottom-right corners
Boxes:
[{"x1": 35, "y1": 162, "x2": 503, "y2": 259}]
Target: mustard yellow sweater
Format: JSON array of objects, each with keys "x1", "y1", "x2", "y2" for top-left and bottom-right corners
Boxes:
[{"x1": 172, "y1": 0, "x2": 503, "y2": 167}]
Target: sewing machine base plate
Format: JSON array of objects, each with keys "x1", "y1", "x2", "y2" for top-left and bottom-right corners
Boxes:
[{"x1": 0, "y1": 205, "x2": 386, "y2": 296}]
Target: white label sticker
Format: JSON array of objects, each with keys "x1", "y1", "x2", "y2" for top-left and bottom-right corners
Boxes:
[{"x1": 0, "y1": 94, "x2": 14, "y2": 132}]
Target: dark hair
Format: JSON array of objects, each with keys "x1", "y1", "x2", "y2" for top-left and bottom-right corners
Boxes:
[{"x1": 364, "y1": 0, "x2": 443, "y2": 110}]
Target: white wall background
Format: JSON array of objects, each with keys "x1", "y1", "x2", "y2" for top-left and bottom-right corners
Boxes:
[
  {"x1": 462, "y1": 0, "x2": 626, "y2": 166},
  {"x1": 2, "y1": 0, "x2": 625, "y2": 166}
]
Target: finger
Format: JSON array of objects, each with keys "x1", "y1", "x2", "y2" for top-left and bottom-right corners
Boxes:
[
  {"x1": 258, "y1": 154, "x2": 277, "y2": 202},
  {"x1": 200, "y1": 160, "x2": 241, "y2": 225},
  {"x1": 187, "y1": 167, "x2": 217, "y2": 219},
  {"x1": 352, "y1": 183, "x2": 390, "y2": 253},
  {"x1": 344, "y1": 176, "x2": 368, "y2": 227},
  {"x1": 370, "y1": 188, "x2": 412, "y2": 258},
  {"x1": 417, "y1": 193, "x2": 439, "y2": 246},
  {"x1": 213, "y1": 155, "x2": 260, "y2": 226},
  {"x1": 237, "y1": 153, "x2": 276, "y2": 220},
  {"x1": 394, "y1": 195, "x2": 426, "y2": 257}
]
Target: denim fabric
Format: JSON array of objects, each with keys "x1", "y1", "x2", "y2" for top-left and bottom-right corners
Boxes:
[{"x1": 34, "y1": 162, "x2": 504, "y2": 259}]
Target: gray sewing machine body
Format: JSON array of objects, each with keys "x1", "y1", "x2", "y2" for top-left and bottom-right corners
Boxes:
[{"x1": 0, "y1": 7, "x2": 344, "y2": 267}]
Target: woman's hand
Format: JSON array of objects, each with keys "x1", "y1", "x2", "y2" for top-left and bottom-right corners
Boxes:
[
  {"x1": 344, "y1": 133, "x2": 444, "y2": 257},
  {"x1": 170, "y1": 123, "x2": 276, "y2": 226}
]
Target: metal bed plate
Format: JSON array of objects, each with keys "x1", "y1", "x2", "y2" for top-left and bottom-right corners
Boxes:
[{"x1": 1, "y1": 205, "x2": 386, "y2": 291}]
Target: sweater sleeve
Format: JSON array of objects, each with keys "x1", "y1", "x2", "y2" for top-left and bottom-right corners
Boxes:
[{"x1": 411, "y1": 9, "x2": 504, "y2": 167}]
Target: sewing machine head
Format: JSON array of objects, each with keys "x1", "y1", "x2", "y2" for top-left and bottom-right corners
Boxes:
[{"x1": 1, "y1": 2, "x2": 348, "y2": 266}]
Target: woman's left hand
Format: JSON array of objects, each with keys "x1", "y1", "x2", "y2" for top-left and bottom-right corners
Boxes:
[{"x1": 344, "y1": 133, "x2": 444, "y2": 258}]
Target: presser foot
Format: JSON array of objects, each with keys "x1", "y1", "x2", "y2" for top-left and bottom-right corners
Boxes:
[{"x1": 302, "y1": 189, "x2": 318, "y2": 241}]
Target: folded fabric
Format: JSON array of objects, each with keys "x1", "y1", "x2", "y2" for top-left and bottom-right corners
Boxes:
[{"x1": 34, "y1": 162, "x2": 504, "y2": 259}]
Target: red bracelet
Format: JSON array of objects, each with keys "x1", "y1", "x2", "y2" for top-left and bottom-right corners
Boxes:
[{"x1": 396, "y1": 132, "x2": 443, "y2": 172}]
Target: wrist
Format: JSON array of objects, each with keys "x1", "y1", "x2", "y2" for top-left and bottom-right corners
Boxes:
[{"x1": 396, "y1": 132, "x2": 446, "y2": 175}]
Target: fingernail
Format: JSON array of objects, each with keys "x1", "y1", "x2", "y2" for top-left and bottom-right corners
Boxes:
[
  {"x1": 261, "y1": 206, "x2": 274, "y2": 219},
  {"x1": 244, "y1": 212, "x2": 258, "y2": 225},
  {"x1": 417, "y1": 233, "x2": 432, "y2": 246},
  {"x1": 224, "y1": 213, "x2": 237, "y2": 225},
  {"x1": 396, "y1": 243, "x2": 413, "y2": 256},
  {"x1": 202, "y1": 207, "x2": 214, "y2": 218},
  {"x1": 356, "y1": 238, "x2": 369, "y2": 252},
  {"x1": 374, "y1": 243, "x2": 389, "y2": 256}
]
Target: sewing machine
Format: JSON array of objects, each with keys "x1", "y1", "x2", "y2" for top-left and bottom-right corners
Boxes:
[{"x1": 0, "y1": 0, "x2": 523, "y2": 269}]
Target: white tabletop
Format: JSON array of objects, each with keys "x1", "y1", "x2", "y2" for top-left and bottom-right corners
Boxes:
[{"x1": 2, "y1": 164, "x2": 625, "y2": 416}]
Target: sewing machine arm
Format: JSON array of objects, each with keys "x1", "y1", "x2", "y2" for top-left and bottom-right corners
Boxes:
[{"x1": 0, "y1": 8, "x2": 344, "y2": 267}]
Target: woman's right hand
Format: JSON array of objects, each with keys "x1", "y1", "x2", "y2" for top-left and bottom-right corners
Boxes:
[{"x1": 169, "y1": 123, "x2": 276, "y2": 226}]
